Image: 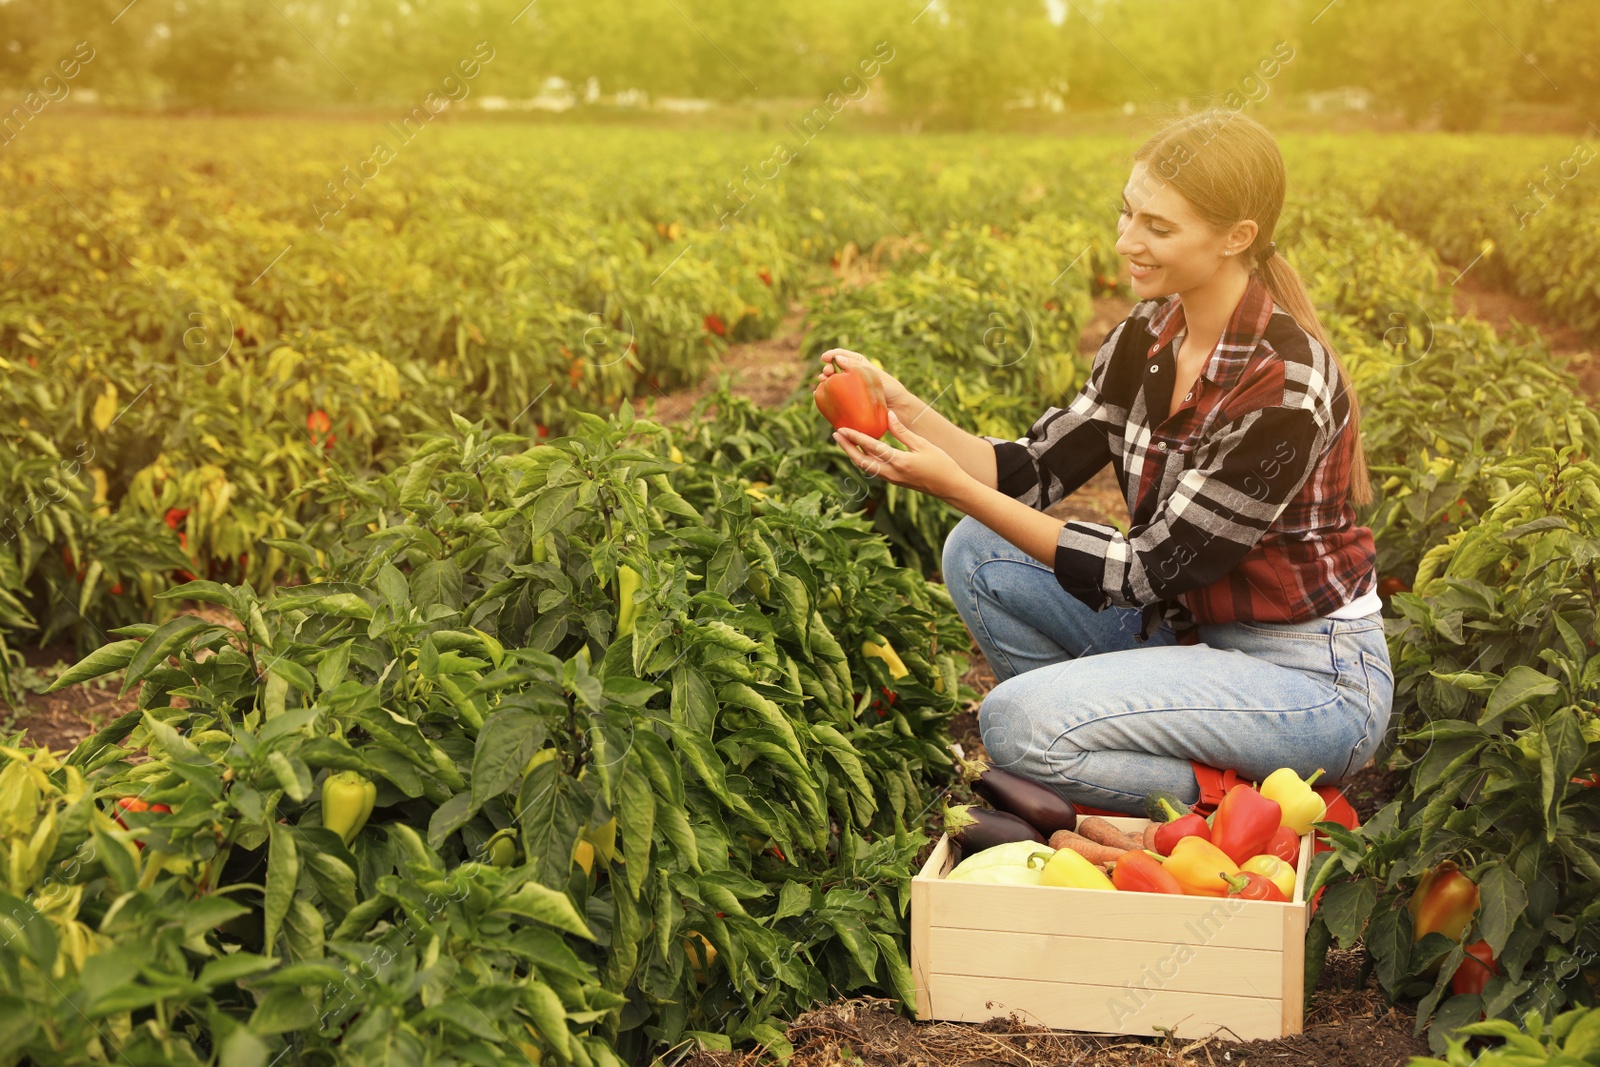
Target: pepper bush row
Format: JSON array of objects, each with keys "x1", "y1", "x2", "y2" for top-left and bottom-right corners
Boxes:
[{"x1": 0, "y1": 405, "x2": 972, "y2": 1064}]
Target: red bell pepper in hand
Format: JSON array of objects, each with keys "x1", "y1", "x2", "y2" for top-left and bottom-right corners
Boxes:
[
  {"x1": 1152, "y1": 796, "x2": 1212, "y2": 857},
  {"x1": 1111, "y1": 849, "x2": 1184, "y2": 894},
  {"x1": 1224, "y1": 870, "x2": 1289, "y2": 902},
  {"x1": 1408, "y1": 861, "x2": 1480, "y2": 942},
  {"x1": 814, "y1": 364, "x2": 889, "y2": 438},
  {"x1": 1209, "y1": 784, "x2": 1282, "y2": 866},
  {"x1": 1265, "y1": 825, "x2": 1301, "y2": 869},
  {"x1": 1450, "y1": 940, "x2": 1498, "y2": 996}
]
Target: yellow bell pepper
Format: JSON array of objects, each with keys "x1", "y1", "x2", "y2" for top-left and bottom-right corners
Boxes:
[
  {"x1": 1040, "y1": 847, "x2": 1117, "y2": 891},
  {"x1": 1258, "y1": 767, "x2": 1326, "y2": 835},
  {"x1": 1240, "y1": 854, "x2": 1296, "y2": 899}
]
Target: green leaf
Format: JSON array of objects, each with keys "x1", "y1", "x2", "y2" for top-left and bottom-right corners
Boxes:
[
  {"x1": 43, "y1": 639, "x2": 140, "y2": 692},
  {"x1": 155, "y1": 579, "x2": 237, "y2": 609},
  {"x1": 411, "y1": 559, "x2": 464, "y2": 612},
  {"x1": 267, "y1": 750, "x2": 310, "y2": 803},
  {"x1": 495, "y1": 882, "x2": 595, "y2": 940},
  {"x1": 470, "y1": 710, "x2": 541, "y2": 811},
  {"x1": 267, "y1": 657, "x2": 317, "y2": 701},
  {"x1": 0, "y1": 891, "x2": 56, "y2": 969},
  {"x1": 249, "y1": 987, "x2": 319, "y2": 1035},
  {"x1": 142, "y1": 710, "x2": 206, "y2": 765},
  {"x1": 520, "y1": 981, "x2": 572, "y2": 1060},
  {"x1": 121, "y1": 615, "x2": 214, "y2": 694},
  {"x1": 317, "y1": 640, "x2": 353, "y2": 694},
  {"x1": 1475, "y1": 863, "x2": 1528, "y2": 958},
  {"x1": 1483, "y1": 665, "x2": 1562, "y2": 731},
  {"x1": 426, "y1": 792, "x2": 475, "y2": 851},
  {"x1": 1540, "y1": 708, "x2": 1586, "y2": 838},
  {"x1": 619, "y1": 762, "x2": 655, "y2": 901},
  {"x1": 0, "y1": 996, "x2": 37, "y2": 1056},
  {"x1": 264, "y1": 823, "x2": 300, "y2": 956},
  {"x1": 197, "y1": 952, "x2": 280, "y2": 989}
]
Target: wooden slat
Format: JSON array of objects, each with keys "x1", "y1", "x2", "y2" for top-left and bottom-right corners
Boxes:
[
  {"x1": 926, "y1": 927, "x2": 1283, "y2": 998},
  {"x1": 922, "y1": 877, "x2": 1293, "y2": 950},
  {"x1": 1280, "y1": 902, "x2": 1305, "y2": 1035},
  {"x1": 911, "y1": 851, "x2": 937, "y2": 1018},
  {"x1": 921, "y1": 973, "x2": 1288, "y2": 1041}
]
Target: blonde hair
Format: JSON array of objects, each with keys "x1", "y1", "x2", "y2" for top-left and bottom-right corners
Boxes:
[{"x1": 1131, "y1": 108, "x2": 1372, "y2": 508}]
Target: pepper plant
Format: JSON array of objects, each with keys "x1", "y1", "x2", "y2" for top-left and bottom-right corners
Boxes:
[
  {"x1": 1305, "y1": 443, "x2": 1600, "y2": 1053},
  {"x1": 1, "y1": 405, "x2": 972, "y2": 1064}
]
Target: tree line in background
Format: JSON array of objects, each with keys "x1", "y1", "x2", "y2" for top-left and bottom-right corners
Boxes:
[{"x1": 0, "y1": 0, "x2": 1594, "y2": 129}]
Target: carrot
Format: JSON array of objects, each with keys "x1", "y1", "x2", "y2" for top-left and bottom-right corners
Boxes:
[
  {"x1": 1078, "y1": 817, "x2": 1143, "y2": 852},
  {"x1": 1047, "y1": 829, "x2": 1129, "y2": 866},
  {"x1": 1142, "y1": 823, "x2": 1161, "y2": 852}
]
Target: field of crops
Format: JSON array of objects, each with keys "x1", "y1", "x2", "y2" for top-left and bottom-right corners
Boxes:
[{"x1": 3, "y1": 116, "x2": 1600, "y2": 1066}]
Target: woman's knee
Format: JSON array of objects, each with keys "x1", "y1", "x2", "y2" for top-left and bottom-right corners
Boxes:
[
  {"x1": 977, "y1": 682, "x2": 1041, "y2": 773},
  {"x1": 942, "y1": 515, "x2": 997, "y2": 585}
]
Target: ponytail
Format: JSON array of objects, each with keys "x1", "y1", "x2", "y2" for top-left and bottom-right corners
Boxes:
[
  {"x1": 1134, "y1": 107, "x2": 1374, "y2": 510},
  {"x1": 1256, "y1": 252, "x2": 1373, "y2": 508}
]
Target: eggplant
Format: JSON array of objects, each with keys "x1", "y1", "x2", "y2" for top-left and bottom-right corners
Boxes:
[
  {"x1": 943, "y1": 803, "x2": 1046, "y2": 854},
  {"x1": 958, "y1": 758, "x2": 1078, "y2": 837}
]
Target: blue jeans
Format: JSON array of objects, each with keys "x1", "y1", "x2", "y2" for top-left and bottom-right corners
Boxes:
[{"x1": 943, "y1": 515, "x2": 1394, "y2": 814}]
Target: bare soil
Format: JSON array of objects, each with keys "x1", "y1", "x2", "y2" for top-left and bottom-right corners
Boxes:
[
  {"x1": 1448, "y1": 271, "x2": 1597, "y2": 393},
  {"x1": 683, "y1": 948, "x2": 1427, "y2": 1067}
]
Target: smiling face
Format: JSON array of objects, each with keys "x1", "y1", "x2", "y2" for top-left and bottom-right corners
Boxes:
[{"x1": 1115, "y1": 161, "x2": 1256, "y2": 298}]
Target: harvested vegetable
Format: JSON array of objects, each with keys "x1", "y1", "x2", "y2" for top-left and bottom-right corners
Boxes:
[
  {"x1": 1240, "y1": 854, "x2": 1296, "y2": 899},
  {"x1": 1265, "y1": 824, "x2": 1301, "y2": 868},
  {"x1": 1150, "y1": 795, "x2": 1211, "y2": 857},
  {"x1": 1164, "y1": 836, "x2": 1240, "y2": 897},
  {"x1": 945, "y1": 840, "x2": 1055, "y2": 881},
  {"x1": 1111, "y1": 850, "x2": 1184, "y2": 894},
  {"x1": 1046, "y1": 828, "x2": 1128, "y2": 866},
  {"x1": 1258, "y1": 767, "x2": 1326, "y2": 835},
  {"x1": 951, "y1": 864, "x2": 1047, "y2": 886},
  {"x1": 945, "y1": 803, "x2": 1046, "y2": 853},
  {"x1": 959, "y1": 758, "x2": 1078, "y2": 836},
  {"x1": 1041, "y1": 847, "x2": 1118, "y2": 890},
  {"x1": 1209, "y1": 783, "x2": 1282, "y2": 865},
  {"x1": 1077, "y1": 816, "x2": 1142, "y2": 852},
  {"x1": 1225, "y1": 870, "x2": 1288, "y2": 902}
]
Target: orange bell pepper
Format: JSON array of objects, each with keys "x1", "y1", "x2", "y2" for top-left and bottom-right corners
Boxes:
[
  {"x1": 1164, "y1": 836, "x2": 1240, "y2": 897},
  {"x1": 1408, "y1": 861, "x2": 1479, "y2": 942},
  {"x1": 1111, "y1": 849, "x2": 1184, "y2": 894}
]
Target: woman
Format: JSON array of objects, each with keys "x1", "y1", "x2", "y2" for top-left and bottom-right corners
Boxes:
[{"x1": 819, "y1": 108, "x2": 1392, "y2": 815}]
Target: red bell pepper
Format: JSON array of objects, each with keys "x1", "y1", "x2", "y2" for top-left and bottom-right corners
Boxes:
[
  {"x1": 1450, "y1": 940, "x2": 1498, "y2": 996},
  {"x1": 1111, "y1": 850, "x2": 1184, "y2": 894},
  {"x1": 1224, "y1": 870, "x2": 1289, "y2": 902},
  {"x1": 1311, "y1": 784, "x2": 1361, "y2": 857},
  {"x1": 1266, "y1": 824, "x2": 1301, "y2": 869},
  {"x1": 1152, "y1": 796, "x2": 1212, "y2": 857},
  {"x1": 1408, "y1": 861, "x2": 1479, "y2": 942},
  {"x1": 1209, "y1": 784, "x2": 1282, "y2": 866}
]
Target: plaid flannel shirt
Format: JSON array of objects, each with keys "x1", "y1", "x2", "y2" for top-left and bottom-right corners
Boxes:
[{"x1": 982, "y1": 272, "x2": 1377, "y2": 645}]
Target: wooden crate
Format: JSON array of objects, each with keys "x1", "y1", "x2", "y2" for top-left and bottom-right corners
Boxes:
[{"x1": 910, "y1": 815, "x2": 1313, "y2": 1042}]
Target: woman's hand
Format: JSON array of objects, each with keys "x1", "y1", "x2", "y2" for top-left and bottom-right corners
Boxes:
[
  {"x1": 834, "y1": 410, "x2": 972, "y2": 503},
  {"x1": 817, "y1": 348, "x2": 913, "y2": 413}
]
